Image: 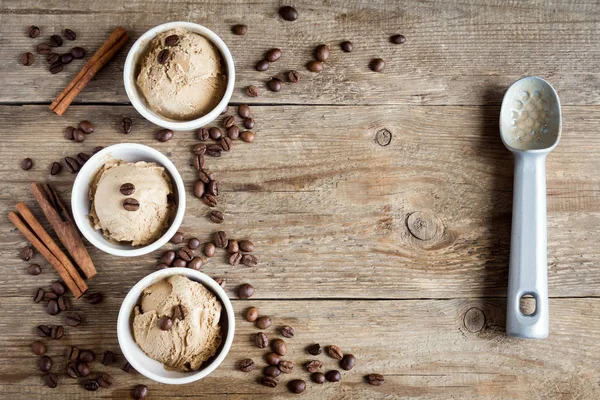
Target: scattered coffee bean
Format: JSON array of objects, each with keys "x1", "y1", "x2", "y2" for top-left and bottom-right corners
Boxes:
[
  {"x1": 210, "y1": 210, "x2": 224, "y2": 223},
  {"x1": 242, "y1": 254, "x2": 258, "y2": 267},
  {"x1": 266, "y1": 48, "x2": 282, "y2": 62},
  {"x1": 50, "y1": 35, "x2": 63, "y2": 47},
  {"x1": 246, "y1": 85, "x2": 259, "y2": 97},
  {"x1": 267, "y1": 78, "x2": 282, "y2": 92},
  {"x1": 44, "y1": 292, "x2": 58, "y2": 301},
  {"x1": 214, "y1": 231, "x2": 228, "y2": 248},
  {"x1": 223, "y1": 116, "x2": 235, "y2": 129},
  {"x1": 204, "y1": 242, "x2": 216, "y2": 257},
  {"x1": 133, "y1": 384, "x2": 148, "y2": 399},
  {"x1": 72, "y1": 129, "x2": 85, "y2": 142},
  {"x1": 261, "y1": 376, "x2": 278, "y2": 388},
  {"x1": 76, "y1": 152, "x2": 90, "y2": 166},
  {"x1": 51, "y1": 281, "x2": 66, "y2": 295},
  {"x1": 271, "y1": 338, "x2": 287, "y2": 356},
  {"x1": 82, "y1": 379, "x2": 99, "y2": 391},
  {"x1": 307, "y1": 343, "x2": 322, "y2": 355},
  {"x1": 119, "y1": 117, "x2": 133, "y2": 134},
  {"x1": 64, "y1": 156, "x2": 79, "y2": 173},
  {"x1": 279, "y1": 360, "x2": 294, "y2": 373},
  {"x1": 265, "y1": 352, "x2": 280, "y2": 366},
  {"x1": 40, "y1": 355, "x2": 53, "y2": 372},
  {"x1": 280, "y1": 325, "x2": 294, "y2": 338},
  {"x1": 307, "y1": 60, "x2": 323, "y2": 73},
  {"x1": 158, "y1": 316, "x2": 173, "y2": 330},
  {"x1": 79, "y1": 349, "x2": 95, "y2": 363},
  {"x1": 119, "y1": 183, "x2": 135, "y2": 196},
  {"x1": 122, "y1": 362, "x2": 135, "y2": 373},
  {"x1": 220, "y1": 136, "x2": 232, "y2": 151},
  {"x1": 198, "y1": 168, "x2": 214, "y2": 183},
  {"x1": 288, "y1": 379, "x2": 305, "y2": 394},
  {"x1": 188, "y1": 257, "x2": 203, "y2": 270},
  {"x1": 390, "y1": 34, "x2": 406, "y2": 44},
  {"x1": 157, "y1": 49, "x2": 170, "y2": 64},
  {"x1": 193, "y1": 179, "x2": 205, "y2": 198},
  {"x1": 66, "y1": 312, "x2": 82, "y2": 327},
  {"x1": 64, "y1": 28, "x2": 76, "y2": 41},
  {"x1": 178, "y1": 247, "x2": 194, "y2": 262},
  {"x1": 327, "y1": 345, "x2": 343, "y2": 360},
  {"x1": 28, "y1": 25, "x2": 41, "y2": 38},
  {"x1": 79, "y1": 120, "x2": 94, "y2": 133},
  {"x1": 209, "y1": 127, "x2": 223, "y2": 140},
  {"x1": 47, "y1": 53, "x2": 60, "y2": 64},
  {"x1": 243, "y1": 117, "x2": 255, "y2": 129},
  {"x1": 66, "y1": 345, "x2": 79, "y2": 361},
  {"x1": 58, "y1": 295, "x2": 71, "y2": 311},
  {"x1": 194, "y1": 153, "x2": 205, "y2": 170},
  {"x1": 165, "y1": 34, "x2": 180, "y2": 46},
  {"x1": 102, "y1": 350, "x2": 116, "y2": 365},
  {"x1": 246, "y1": 307, "x2": 259, "y2": 322},
  {"x1": 172, "y1": 258, "x2": 187, "y2": 268},
  {"x1": 255, "y1": 59, "x2": 270, "y2": 71},
  {"x1": 341, "y1": 40, "x2": 353, "y2": 52},
  {"x1": 306, "y1": 360, "x2": 323, "y2": 373},
  {"x1": 288, "y1": 70, "x2": 300, "y2": 83},
  {"x1": 87, "y1": 292, "x2": 103, "y2": 305},
  {"x1": 160, "y1": 250, "x2": 176, "y2": 265},
  {"x1": 50, "y1": 161, "x2": 62, "y2": 175},
  {"x1": 326, "y1": 370, "x2": 342, "y2": 382},
  {"x1": 123, "y1": 198, "x2": 140, "y2": 211},
  {"x1": 239, "y1": 358, "x2": 255, "y2": 372},
  {"x1": 315, "y1": 44, "x2": 330, "y2": 61},
  {"x1": 71, "y1": 47, "x2": 85, "y2": 59},
  {"x1": 97, "y1": 372, "x2": 114, "y2": 388},
  {"x1": 21, "y1": 158, "x2": 33, "y2": 170},
  {"x1": 226, "y1": 125, "x2": 240, "y2": 140},
  {"x1": 279, "y1": 5, "x2": 298, "y2": 21},
  {"x1": 156, "y1": 129, "x2": 174, "y2": 142},
  {"x1": 238, "y1": 104, "x2": 251, "y2": 118},
  {"x1": 237, "y1": 240, "x2": 254, "y2": 252},
  {"x1": 36, "y1": 324, "x2": 51, "y2": 337},
  {"x1": 64, "y1": 126, "x2": 75, "y2": 140},
  {"x1": 238, "y1": 283, "x2": 255, "y2": 299},
  {"x1": 201, "y1": 192, "x2": 216, "y2": 206},
  {"x1": 49, "y1": 62, "x2": 64, "y2": 74},
  {"x1": 60, "y1": 53, "x2": 73, "y2": 64},
  {"x1": 66, "y1": 362, "x2": 79, "y2": 378},
  {"x1": 37, "y1": 43, "x2": 52, "y2": 55},
  {"x1": 32, "y1": 341, "x2": 46, "y2": 355},
  {"x1": 366, "y1": 373, "x2": 385, "y2": 385},
  {"x1": 312, "y1": 372, "x2": 326, "y2": 383},
  {"x1": 207, "y1": 144, "x2": 223, "y2": 157},
  {"x1": 44, "y1": 372, "x2": 58, "y2": 388},
  {"x1": 232, "y1": 24, "x2": 248, "y2": 35},
  {"x1": 197, "y1": 127, "x2": 210, "y2": 141},
  {"x1": 256, "y1": 315, "x2": 271, "y2": 329},
  {"x1": 370, "y1": 58, "x2": 385, "y2": 72},
  {"x1": 188, "y1": 237, "x2": 201, "y2": 250},
  {"x1": 47, "y1": 300, "x2": 59, "y2": 315},
  {"x1": 207, "y1": 180, "x2": 219, "y2": 197},
  {"x1": 21, "y1": 52, "x2": 35, "y2": 66},
  {"x1": 27, "y1": 263, "x2": 42, "y2": 275},
  {"x1": 229, "y1": 253, "x2": 242, "y2": 266},
  {"x1": 50, "y1": 325, "x2": 64, "y2": 339},
  {"x1": 170, "y1": 231, "x2": 185, "y2": 244},
  {"x1": 34, "y1": 288, "x2": 45, "y2": 303},
  {"x1": 225, "y1": 239, "x2": 238, "y2": 254},
  {"x1": 264, "y1": 365, "x2": 281, "y2": 377},
  {"x1": 240, "y1": 130, "x2": 256, "y2": 143},
  {"x1": 341, "y1": 354, "x2": 356, "y2": 370},
  {"x1": 255, "y1": 332, "x2": 268, "y2": 349},
  {"x1": 193, "y1": 143, "x2": 207, "y2": 156}
]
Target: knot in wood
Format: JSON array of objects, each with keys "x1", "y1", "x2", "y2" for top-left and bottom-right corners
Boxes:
[
  {"x1": 463, "y1": 307, "x2": 486, "y2": 333},
  {"x1": 406, "y1": 211, "x2": 439, "y2": 241},
  {"x1": 375, "y1": 129, "x2": 392, "y2": 146}
]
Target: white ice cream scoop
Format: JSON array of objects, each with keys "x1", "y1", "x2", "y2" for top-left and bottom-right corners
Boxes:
[{"x1": 499, "y1": 76, "x2": 562, "y2": 339}]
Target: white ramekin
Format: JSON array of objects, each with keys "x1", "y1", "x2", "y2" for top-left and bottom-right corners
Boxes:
[
  {"x1": 71, "y1": 143, "x2": 186, "y2": 257},
  {"x1": 123, "y1": 21, "x2": 235, "y2": 131},
  {"x1": 117, "y1": 268, "x2": 235, "y2": 384}
]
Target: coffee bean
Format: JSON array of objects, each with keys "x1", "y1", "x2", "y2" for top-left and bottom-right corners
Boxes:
[
  {"x1": 156, "y1": 262, "x2": 168, "y2": 269},
  {"x1": 87, "y1": 292, "x2": 103, "y2": 305},
  {"x1": 21, "y1": 157, "x2": 33, "y2": 170},
  {"x1": 79, "y1": 350, "x2": 95, "y2": 363},
  {"x1": 101, "y1": 350, "x2": 116, "y2": 365},
  {"x1": 264, "y1": 365, "x2": 281, "y2": 377},
  {"x1": 188, "y1": 237, "x2": 201, "y2": 250},
  {"x1": 50, "y1": 35, "x2": 63, "y2": 47},
  {"x1": 238, "y1": 358, "x2": 255, "y2": 372},
  {"x1": 246, "y1": 85, "x2": 259, "y2": 97},
  {"x1": 197, "y1": 127, "x2": 209, "y2": 140},
  {"x1": 312, "y1": 372, "x2": 326, "y2": 383},
  {"x1": 265, "y1": 352, "x2": 280, "y2": 365},
  {"x1": 229, "y1": 252, "x2": 242, "y2": 266},
  {"x1": 191, "y1": 179, "x2": 205, "y2": 199},
  {"x1": 123, "y1": 198, "x2": 140, "y2": 211},
  {"x1": 220, "y1": 136, "x2": 232, "y2": 151},
  {"x1": 50, "y1": 325, "x2": 64, "y2": 339},
  {"x1": 72, "y1": 129, "x2": 85, "y2": 142},
  {"x1": 122, "y1": 362, "x2": 135, "y2": 373},
  {"x1": 288, "y1": 379, "x2": 305, "y2": 394},
  {"x1": 37, "y1": 43, "x2": 52, "y2": 54},
  {"x1": 315, "y1": 44, "x2": 330, "y2": 61},
  {"x1": 158, "y1": 316, "x2": 173, "y2": 330},
  {"x1": 279, "y1": 5, "x2": 298, "y2": 21},
  {"x1": 49, "y1": 60, "x2": 63, "y2": 72},
  {"x1": 165, "y1": 34, "x2": 179, "y2": 46},
  {"x1": 366, "y1": 373, "x2": 384, "y2": 385},
  {"x1": 193, "y1": 144, "x2": 207, "y2": 156},
  {"x1": 21, "y1": 52, "x2": 35, "y2": 66},
  {"x1": 256, "y1": 315, "x2": 271, "y2": 329},
  {"x1": 341, "y1": 40, "x2": 353, "y2": 52},
  {"x1": 207, "y1": 144, "x2": 223, "y2": 157},
  {"x1": 76, "y1": 152, "x2": 90, "y2": 166},
  {"x1": 44, "y1": 372, "x2": 59, "y2": 388},
  {"x1": 207, "y1": 180, "x2": 219, "y2": 196},
  {"x1": 52, "y1": 281, "x2": 66, "y2": 295},
  {"x1": 50, "y1": 162, "x2": 62, "y2": 175},
  {"x1": 265, "y1": 48, "x2": 281, "y2": 62},
  {"x1": 326, "y1": 370, "x2": 342, "y2": 382},
  {"x1": 238, "y1": 240, "x2": 255, "y2": 252},
  {"x1": 36, "y1": 324, "x2": 51, "y2": 337},
  {"x1": 64, "y1": 126, "x2": 75, "y2": 140},
  {"x1": 28, "y1": 25, "x2": 40, "y2": 38},
  {"x1": 178, "y1": 247, "x2": 194, "y2": 262},
  {"x1": 188, "y1": 257, "x2": 203, "y2": 270},
  {"x1": 58, "y1": 296, "x2": 71, "y2": 311},
  {"x1": 232, "y1": 24, "x2": 248, "y2": 35},
  {"x1": 307, "y1": 343, "x2": 322, "y2": 355},
  {"x1": 157, "y1": 49, "x2": 169, "y2": 64},
  {"x1": 71, "y1": 47, "x2": 85, "y2": 59},
  {"x1": 66, "y1": 346, "x2": 79, "y2": 361},
  {"x1": 287, "y1": 70, "x2": 300, "y2": 83},
  {"x1": 341, "y1": 354, "x2": 356, "y2": 370},
  {"x1": 66, "y1": 362, "x2": 79, "y2": 378},
  {"x1": 34, "y1": 288, "x2": 45, "y2": 303},
  {"x1": 47, "y1": 300, "x2": 59, "y2": 315},
  {"x1": 390, "y1": 34, "x2": 406, "y2": 44},
  {"x1": 240, "y1": 130, "x2": 255, "y2": 143},
  {"x1": 172, "y1": 259, "x2": 187, "y2": 268},
  {"x1": 306, "y1": 360, "x2": 323, "y2": 373},
  {"x1": 27, "y1": 263, "x2": 42, "y2": 275},
  {"x1": 44, "y1": 292, "x2": 58, "y2": 301},
  {"x1": 198, "y1": 168, "x2": 214, "y2": 183},
  {"x1": 209, "y1": 127, "x2": 222, "y2": 140},
  {"x1": 255, "y1": 59, "x2": 269, "y2": 71},
  {"x1": 223, "y1": 116, "x2": 235, "y2": 129},
  {"x1": 82, "y1": 379, "x2": 99, "y2": 391},
  {"x1": 238, "y1": 104, "x2": 250, "y2": 118},
  {"x1": 210, "y1": 210, "x2": 224, "y2": 223},
  {"x1": 40, "y1": 355, "x2": 53, "y2": 372},
  {"x1": 66, "y1": 312, "x2": 82, "y2": 326},
  {"x1": 241, "y1": 118, "x2": 254, "y2": 130},
  {"x1": 159, "y1": 251, "x2": 176, "y2": 266},
  {"x1": 120, "y1": 117, "x2": 133, "y2": 133},
  {"x1": 47, "y1": 53, "x2": 60, "y2": 64},
  {"x1": 227, "y1": 125, "x2": 240, "y2": 140},
  {"x1": 64, "y1": 156, "x2": 79, "y2": 173},
  {"x1": 214, "y1": 231, "x2": 228, "y2": 248},
  {"x1": 238, "y1": 283, "x2": 255, "y2": 299},
  {"x1": 156, "y1": 129, "x2": 173, "y2": 142},
  {"x1": 64, "y1": 28, "x2": 76, "y2": 40},
  {"x1": 261, "y1": 376, "x2": 278, "y2": 388},
  {"x1": 327, "y1": 345, "x2": 343, "y2": 360},
  {"x1": 267, "y1": 78, "x2": 282, "y2": 92},
  {"x1": 243, "y1": 307, "x2": 258, "y2": 323},
  {"x1": 307, "y1": 60, "x2": 323, "y2": 73},
  {"x1": 60, "y1": 53, "x2": 73, "y2": 64},
  {"x1": 97, "y1": 372, "x2": 114, "y2": 388},
  {"x1": 78, "y1": 120, "x2": 94, "y2": 133},
  {"x1": 201, "y1": 192, "x2": 216, "y2": 207},
  {"x1": 255, "y1": 332, "x2": 268, "y2": 349},
  {"x1": 370, "y1": 58, "x2": 385, "y2": 72},
  {"x1": 118, "y1": 183, "x2": 135, "y2": 196},
  {"x1": 204, "y1": 242, "x2": 216, "y2": 257},
  {"x1": 242, "y1": 254, "x2": 258, "y2": 267},
  {"x1": 133, "y1": 384, "x2": 148, "y2": 399},
  {"x1": 170, "y1": 231, "x2": 184, "y2": 244},
  {"x1": 32, "y1": 341, "x2": 46, "y2": 355},
  {"x1": 280, "y1": 325, "x2": 294, "y2": 338},
  {"x1": 279, "y1": 360, "x2": 294, "y2": 374},
  {"x1": 271, "y1": 338, "x2": 287, "y2": 356},
  {"x1": 225, "y1": 239, "x2": 238, "y2": 254}
]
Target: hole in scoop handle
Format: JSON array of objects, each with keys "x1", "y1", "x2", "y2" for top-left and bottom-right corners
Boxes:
[{"x1": 506, "y1": 153, "x2": 549, "y2": 339}]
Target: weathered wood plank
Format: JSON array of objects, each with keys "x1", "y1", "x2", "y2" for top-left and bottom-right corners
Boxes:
[
  {"x1": 0, "y1": 104, "x2": 598, "y2": 299},
  {"x1": 1, "y1": 0, "x2": 600, "y2": 105}
]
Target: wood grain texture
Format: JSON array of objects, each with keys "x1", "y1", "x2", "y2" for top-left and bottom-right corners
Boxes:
[{"x1": 1, "y1": 0, "x2": 600, "y2": 105}]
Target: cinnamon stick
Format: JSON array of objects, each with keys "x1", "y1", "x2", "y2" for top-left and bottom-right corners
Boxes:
[{"x1": 50, "y1": 27, "x2": 128, "y2": 115}]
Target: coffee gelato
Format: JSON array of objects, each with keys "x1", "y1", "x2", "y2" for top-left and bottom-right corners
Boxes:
[
  {"x1": 132, "y1": 275, "x2": 223, "y2": 371},
  {"x1": 89, "y1": 160, "x2": 174, "y2": 246},
  {"x1": 136, "y1": 28, "x2": 227, "y2": 121}
]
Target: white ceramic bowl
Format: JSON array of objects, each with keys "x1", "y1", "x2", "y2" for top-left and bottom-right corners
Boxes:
[
  {"x1": 71, "y1": 143, "x2": 186, "y2": 257},
  {"x1": 117, "y1": 268, "x2": 235, "y2": 384},
  {"x1": 123, "y1": 21, "x2": 235, "y2": 131}
]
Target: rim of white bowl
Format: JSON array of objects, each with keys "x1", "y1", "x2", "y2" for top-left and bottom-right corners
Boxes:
[
  {"x1": 117, "y1": 268, "x2": 235, "y2": 384},
  {"x1": 123, "y1": 21, "x2": 236, "y2": 131},
  {"x1": 71, "y1": 143, "x2": 186, "y2": 257}
]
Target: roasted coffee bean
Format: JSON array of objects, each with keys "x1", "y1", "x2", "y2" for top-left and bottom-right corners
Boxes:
[
  {"x1": 160, "y1": 250, "x2": 176, "y2": 265},
  {"x1": 165, "y1": 34, "x2": 179, "y2": 46},
  {"x1": 220, "y1": 137, "x2": 232, "y2": 151},
  {"x1": 102, "y1": 350, "x2": 116, "y2": 365},
  {"x1": 193, "y1": 153, "x2": 206, "y2": 170},
  {"x1": 243, "y1": 307, "x2": 258, "y2": 323},
  {"x1": 50, "y1": 325, "x2": 64, "y2": 339},
  {"x1": 238, "y1": 104, "x2": 251, "y2": 118},
  {"x1": 178, "y1": 247, "x2": 194, "y2": 262},
  {"x1": 327, "y1": 345, "x2": 343, "y2": 360},
  {"x1": 66, "y1": 362, "x2": 79, "y2": 378},
  {"x1": 120, "y1": 117, "x2": 133, "y2": 133},
  {"x1": 255, "y1": 332, "x2": 268, "y2": 349},
  {"x1": 280, "y1": 325, "x2": 294, "y2": 338},
  {"x1": 71, "y1": 47, "x2": 85, "y2": 59},
  {"x1": 40, "y1": 355, "x2": 53, "y2": 372},
  {"x1": 198, "y1": 168, "x2": 214, "y2": 183},
  {"x1": 242, "y1": 254, "x2": 258, "y2": 267},
  {"x1": 279, "y1": 5, "x2": 298, "y2": 21},
  {"x1": 78, "y1": 120, "x2": 94, "y2": 133},
  {"x1": 315, "y1": 44, "x2": 330, "y2": 61},
  {"x1": 60, "y1": 53, "x2": 73, "y2": 64},
  {"x1": 238, "y1": 240, "x2": 255, "y2": 252},
  {"x1": 207, "y1": 144, "x2": 223, "y2": 157},
  {"x1": 264, "y1": 365, "x2": 281, "y2": 377},
  {"x1": 133, "y1": 384, "x2": 148, "y2": 399},
  {"x1": 156, "y1": 129, "x2": 173, "y2": 142},
  {"x1": 255, "y1": 59, "x2": 269, "y2": 72},
  {"x1": 123, "y1": 198, "x2": 140, "y2": 211},
  {"x1": 214, "y1": 231, "x2": 228, "y2": 248},
  {"x1": 341, "y1": 354, "x2": 356, "y2": 370},
  {"x1": 209, "y1": 127, "x2": 222, "y2": 140},
  {"x1": 158, "y1": 316, "x2": 173, "y2": 330},
  {"x1": 66, "y1": 345, "x2": 79, "y2": 361},
  {"x1": 240, "y1": 130, "x2": 256, "y2": 143},
  {"x1": 79, "y1": 349, "x2": 95, "y2": 363},
  {"x1": 341, "y1": 40, "x2": 353, "y2": 52},
  {"x1": 170, "y1": 231, "x2": 185, "y2": 244},
  {"x1": 50, "y1": 161, "x2": 62, "y2": 175},
  {"x1": 66, "y1": 312, "x2": 82, "y2": 326},
  {"x1": 21, "y1": 52, "x2": 35, "y2": 66},
  {"x1": 232, "y1": 24, "x2": 248, "y2": 35},
  {"x1": 204, "y1": 242, "x2": 216, "y2": 257},
  {"x1": 390, "y1": 34, "x2": 406, "y2": 44},
  {"x1": 36, "y1": 324, "x2": 51, "y2": 337},
  {"x1": 243, "y1": 117, "x2": 255, "y2": 129},
  {"x1": 47, "y1": 300, "x2": 60, "y2": 315},
  {"x1": 122, "y1": 362, "x2": 135, "y2": 373},
  {"x1": 370, "y1": 58, "x2": 385, "y2": 72},
  {"x1": 307, "y1": 343, "x2": 322, "y2": 355},
  {"x1": 271, "y1": 338, "x2": 287, "y2": 356},
  {"x1": 58, "y1": 296, "x2": 71, "y2": 311},
  {"x1": 193, "y1": 180, "x2": 205, "y2": 198},
  {"x1": 238, "y1": 358, "x2": 255, "y2": 372},
  {"x1": 76, "y1": 152, "x2": 90, "y2": 165},
  {"x1": 266, "y1": 48, "x2": 282, "y2": 62},
  {"x1": 238, "y1": 283, "x2": 255, "y2": 299},
  {"x1": 265, "y1": 352, "x2": 280, "y2": 365},
  {"x1": 65, "y1": 156, "x2": 79, "y2": 173},
  {"x1": 49, "y1": 61, "x2": 64, "y2": 74},
  {"x1": 366, "y1": 373, "x2": 385, "y2": 385},
  {"x1": 97, "y1": 372, "x2": 114, "y2": 388},
  {"x1": 34, "y1": 288, "x2": 45, "y2": 304},
  {"x1": 326, "y1": 370, "x2": 342, "y2": 382},
  {"x1": 207, "y1": 180, "x2": 219, "y2": 196},
  {"x1": 246, "y1": 85, "x2": 259, "y2": 97},
  {"x1": 64, "y1": 28, "x2": 77, "y2": 40},
  {"x1": 188, "y1": 237, "x2": 201, "y2": 249},
  {"x1": 64, "y1": 126, "x2": 75, "y2": 140},
  {"x1": 52, "y1": 281, "x2": 66, "y2": 295},
  {"x1": 226, "y1": 239, "x2": 239, "y2": 254},
  {"x1": 197, "y1": 127, "x2": 210, "y2": 141},
  {"x1": 157, "y1": 49, "x2": 170, "y2": 64},
  {"x1": 256, "y1": 315, "x2": 271, "y2": 329},
  {"x1": 76, "y1": 364, "x2": 90, "y2": 378},
  {"x1": 229, "y1": 252, "x2": 242, "y2": 266},
  {"x1": 312, "y1": 372, "x2": 326, "y2": 383},
  {"x1": 210, "y1": 210, "x2": 224, "y2": 223},
  {"x1": 193, "y1": 143, "x2": 207, "y2": 156},
  {"x1": 21, "y1": 158, "x2": 33, "y2": 170},
  {"x1": 287, "y1": 70, "x2": 300, "y2": 83},
  {"x1": 261, "y1": 376, "x2": 278, "y2": 388},
  {"x1": 28, "y1": 25, "x2": 41, "y2": 38},
  {"x1": 307, "y1": 60, "x2": 323, "y2": 73},
  {"x1": 44, "y1": 292, "x2": 58, "y2": 301},
  {"x1": 50, "y1": 35, "x2": 63, "y2": 47},
  {"x1": 32, "y1": 341, "x2": 46, "y2": 355},
  {"x1": 223, "y1": 116, "x2": 235, "y2": 129},
  {"x1": 37, "y1": 43, "x2": 52, "y2": 54},
  {"x1": 72, "y1": 129, "x2": 85, "y2": 142},
  {"x1": 44, "y1": 372, "x2": 58, "y2": 388},
  {"x1": 172, "y1": 258, "x2": 187, "y2": 268},
  {"x1": 279, "y1": 360, "x2": 294, "y2": 373},
  {"x1": 267, "y1": 78, "x2": 282, "y2": 92},
  {"x1": 188, "y1": 257, "x2": 203, "y2": 270},
  {"x1": 288, "y1": 379, "x2": 306, "y2": 394},
  {"x1": 47, "y1": 53, "x2": 60, "y2": 64},
  {"x1": 27, "y1": 263, "x2": 42, "y2": 275},
  {"x1": 82, "y1": 379, "x2": 99, "y2": 391},
  {"x1": 306, "y1": 360, "x2": 323, "y2": 373},
  {"x1": 119, "y1": 183, "x2": 135, "y2": 196}
]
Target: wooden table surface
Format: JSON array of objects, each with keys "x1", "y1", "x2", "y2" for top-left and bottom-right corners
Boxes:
[{"x1": 1, "y1": 0, "x2": 599, "y2": 399}]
